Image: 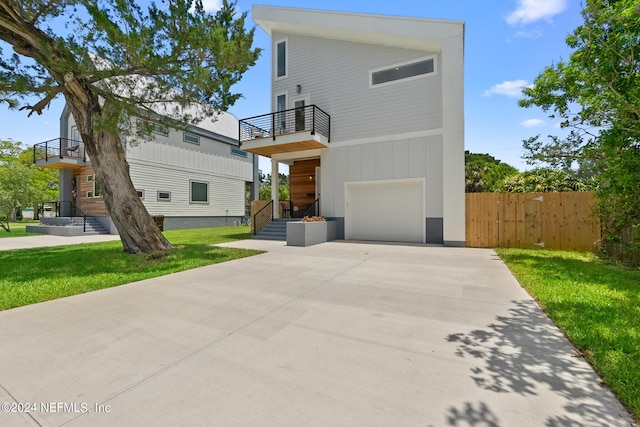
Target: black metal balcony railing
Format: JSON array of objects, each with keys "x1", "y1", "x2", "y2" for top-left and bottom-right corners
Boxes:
[
  {"x1": 239, "y1": 104, "x2": 330, "y2": 144},
  {"x1": 33, "y1": 138, "x2": 86, "y2": 163}
]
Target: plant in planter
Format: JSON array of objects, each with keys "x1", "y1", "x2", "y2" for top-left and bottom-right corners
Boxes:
[{"x1": 301, "y1": 216, "x2": 325, "y2": 222}]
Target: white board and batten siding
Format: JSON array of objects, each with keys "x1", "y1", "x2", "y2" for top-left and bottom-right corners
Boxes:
[
  {"x1": 321, "y1": 135, "x2": 443, "y2": 221},
  {"x1": 271, "y1": 32, "x2": 442, "y2": 143}
]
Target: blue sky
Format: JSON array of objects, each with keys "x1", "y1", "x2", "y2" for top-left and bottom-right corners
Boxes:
[{"x1": 0, "y1": 0, "x2": 583, "y2": 171}]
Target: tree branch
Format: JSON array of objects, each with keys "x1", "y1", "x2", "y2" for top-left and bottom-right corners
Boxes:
[
  {"x1": 18, "y1": 87, "x2": 61, "y2": 116},
  {"x1": 28, "y1": 0, "x2": 57, "y2": 25}
]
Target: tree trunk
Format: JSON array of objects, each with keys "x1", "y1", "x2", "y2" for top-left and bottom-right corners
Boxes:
[
  {"x1": 64, "y1": 95, "x2": 173, "y2": 254},
  {"x1": 9, "y1": 206, "x2": 17, "y2": 223}
]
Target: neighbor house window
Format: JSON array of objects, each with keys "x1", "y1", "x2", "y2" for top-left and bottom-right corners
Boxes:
[
  {"x1": 370, "y1": 56, "x2": 436, "y2": 87},
  {"x1": 190, "y1": 180, "x2": 208, "y2": 204},
  {"x1": 276, "y1": 39, "x2": 287, "y2": 79},
  {"x1": 71, "y1": 126, "x2": 81, "y2": 146},
  {"x1": 231, "y1": 147, "x2": 247, "y2": 158},
  {"x1": 183, "y1": 132, "x2": 200, "y2": 145},
  {"x1": 157, "y1": 191, "x2": 171, "y2": 201},
  {"x1": 136, "y1": 189, "x2": 145, "y2": 200},
  {"x1": 136, "y1": 119, "x2": 168, "y2": 137},
  {"x1": 87, "y1": 175, "x2": 101, "y2": 198}
]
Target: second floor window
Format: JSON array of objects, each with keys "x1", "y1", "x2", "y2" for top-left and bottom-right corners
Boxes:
[
  {"x1": 183, "y1": 132, "x2": 200, "y2": 145},
  {"x1": 276, "y1": 40, "x2": 287, "y2": 78},
  {"x1": 370, "y1": 57, "x2": 436, "y2": 87},
  {"x1": 71, "y1": 126, "x2": 81, "y2": 146}
]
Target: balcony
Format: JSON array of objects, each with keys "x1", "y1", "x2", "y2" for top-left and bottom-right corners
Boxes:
[
  {"x1": 33, "y1": 138, "x2": 87, "y2": 169},
  {"x1": 239, "y1": 105, "x2": 330, "y2": 157}
]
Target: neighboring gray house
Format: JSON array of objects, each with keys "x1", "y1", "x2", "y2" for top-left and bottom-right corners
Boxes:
[
  {"x1": 33, "y1": 105, "x2": 255, "y2": 234},
  {"x1": 240, "y1": 6, "x2": 465, "y2": 245}
]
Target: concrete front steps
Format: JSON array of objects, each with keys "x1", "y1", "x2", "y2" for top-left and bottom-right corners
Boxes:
[
  {"x1": 72, "y1": 216, "x2": 109, "y2": 235},
  {"x1": 253, "y1": 218, "x2": 298, "y2": 241}
]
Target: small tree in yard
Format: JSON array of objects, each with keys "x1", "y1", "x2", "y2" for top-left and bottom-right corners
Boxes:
[
  {"x1": 519, "y1": 0, "x2": 640, "y2": 258},
  {"x1": 0, "y1": 0, "x2": 260, "y2": 253}
]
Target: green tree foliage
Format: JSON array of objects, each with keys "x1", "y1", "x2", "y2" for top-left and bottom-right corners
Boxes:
[
  {"x1": 519, "y1": 0, "x2": 640, "y2": 254},
  {"x1": 0, "y1": 1, "x2": 260, "y2": 253},
  {"x1": 0, "y1": 140, "x2": 58, "y2": 230},
  {"x1": 465, "y1": 151, "x2": 518, "y2": 192},
  {"x1": 495, "y1": 168, "x2": 597, "y2": 193},
  {"x1": 258, "y1": 172, "x2": 289, "y2": 200},
  {"x1": 522, "y1": 131, "x2": 598, "y2": 180}
]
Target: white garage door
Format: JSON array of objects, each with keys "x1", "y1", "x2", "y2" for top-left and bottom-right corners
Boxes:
[{"x1": 345, "y1": 179, "x2": 424, "y2": 243}]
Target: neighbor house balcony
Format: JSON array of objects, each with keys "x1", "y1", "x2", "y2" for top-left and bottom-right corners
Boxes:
[
  {"x1": 239, "y1": 105, "x2": 330, "y2": 157},
  {"x1": 33, "y1": 138, "x2": 87, "y2": 169}
]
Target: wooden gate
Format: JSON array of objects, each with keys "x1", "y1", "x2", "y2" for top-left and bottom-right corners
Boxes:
[{"x1": 466, "y1": 192, "x2": 600, "y2": 252}]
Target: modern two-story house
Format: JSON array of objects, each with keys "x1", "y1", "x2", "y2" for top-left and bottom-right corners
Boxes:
[
  {"x1": 33, "y1": 105, "x2": 256, "y2": 234},
  {"x1": 240, "y1": 6, "x2": 465, "y2": 245}
]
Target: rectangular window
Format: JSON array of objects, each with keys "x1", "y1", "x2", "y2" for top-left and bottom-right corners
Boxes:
[
  {"x1": 371, "y1": 57, "x2": 436, "y2": 87},
  {"x1": 136, "y1": 190, "x2": 145, "y2": 200},
  {"x1": 157, "y1": 191, "x2": 171, "y2": 202},
  {"x1": 183, "y1": 132, "x2": 200, "y2": 145},
  {"x1": 136, "y1": 119, "x2": 168, "y2": 137},
  {"x1": 276, "y1": 40, "x2": 287, "y2": 78},
  {"x1": 276, "y1": 94, "x2": 287, "y2": 131},
  {"x1": 86, "y1": 191, "x2": 93, "y2": 198},
  {"x1": 190, "y1": 180, "x2": 208, "y2": 204},
  {"x1": 87, "y1": 175, "x2": 101, "y2": 198},
  {"x1": 231, "y1": 147, "x2": 247, "y2": 158},
  {"x1": 71, "y1": 126, "x2": 81, "y2": 146}
]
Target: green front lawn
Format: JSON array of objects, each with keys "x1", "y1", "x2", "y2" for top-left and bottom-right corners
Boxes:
[
  {"x1": 0, "y1": 220, "x2": 40, "y2": 238},
  {"x1": 496, "y1": 248, "x2": 640, "y2": 420},
  {"x1": 0, "y1": 226, "x2": 260, "y2": 311}
]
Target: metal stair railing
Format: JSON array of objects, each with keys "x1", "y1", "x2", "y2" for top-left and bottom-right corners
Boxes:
[
  {"x1": 51, "y1": 201, "x2": 88, "y2": 232},
  {"x1": 302, "y1": 198, "x2": 321, "y2": 218},
  {"x1": 253, "y1": 200, "x2": 274, "y2": 235}
]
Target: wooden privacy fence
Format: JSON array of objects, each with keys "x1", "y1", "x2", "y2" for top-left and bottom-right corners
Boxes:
[{"x1": 466, "y1": 192, "x2": 601, "y2": 252}]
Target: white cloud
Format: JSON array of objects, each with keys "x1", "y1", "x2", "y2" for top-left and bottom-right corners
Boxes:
[
  {"x1": 514, "y1": 29, "x2": 543, "y2": 39},
  {"x1": 520, "y1": 119, "x2": 545, "y2": 128},
  {"x1": 482, "y1": 80, "x2": 529, "y2": 98},
  {"x1": 506, "y1": 0, "x2": 567, "y2": 26}
]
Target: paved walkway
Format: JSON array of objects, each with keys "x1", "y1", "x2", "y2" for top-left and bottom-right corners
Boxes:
[
  {"x1": 0, "y1": 239, "x2": 634, "y2": 426},
  {"x1": 0, "y1": 234, "x2": 121, "y2": 251}
]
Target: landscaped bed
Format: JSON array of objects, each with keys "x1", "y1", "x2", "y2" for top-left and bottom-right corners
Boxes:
[
  {"x1": 496, "y1": 248, "x2": 640, "y2": 420},
  {"x1": 0, "y1": 226, "x2": 260, "y2": 311}
]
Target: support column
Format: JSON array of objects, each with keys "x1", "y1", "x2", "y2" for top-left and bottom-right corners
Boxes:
[
  {"x1": 251, "y1": 154, "x2": 260, "y2": 201},
  {"x1": 59, "y1": 168, "x2": 74, "y2": 216},
  {"x1": 271, "y1": 158, "x2": 280, "y2": 219},
  {"x1": 441, "y1": 31, "x2": 466, "y2": 247}
]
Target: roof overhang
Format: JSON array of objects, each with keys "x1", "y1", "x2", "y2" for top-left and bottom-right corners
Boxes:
[{"x1": 253, "y1": 5, "x2": 464, "y2": 52}]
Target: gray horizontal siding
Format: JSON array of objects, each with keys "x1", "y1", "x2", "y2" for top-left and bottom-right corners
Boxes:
[
  {"x1": 272, "y1": 32, "x2": 442, "y2": 142},
  {"x1": 128, "y1": 159, "x2": 247, "y2": 217}
]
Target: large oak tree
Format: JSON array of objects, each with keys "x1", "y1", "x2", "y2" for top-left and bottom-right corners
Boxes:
[{"x1": 0, "y1": 0, "x2": 260, "y2": 253}]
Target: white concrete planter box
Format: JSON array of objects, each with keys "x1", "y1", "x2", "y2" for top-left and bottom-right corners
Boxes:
[{"x1": 287, "y1": 221, "x2": 337, "y2": 247}]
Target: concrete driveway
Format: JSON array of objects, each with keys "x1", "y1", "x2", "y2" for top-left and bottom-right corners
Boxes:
[{"x1": 0, "y1": 240, "x2": 633, "y2": 426}]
